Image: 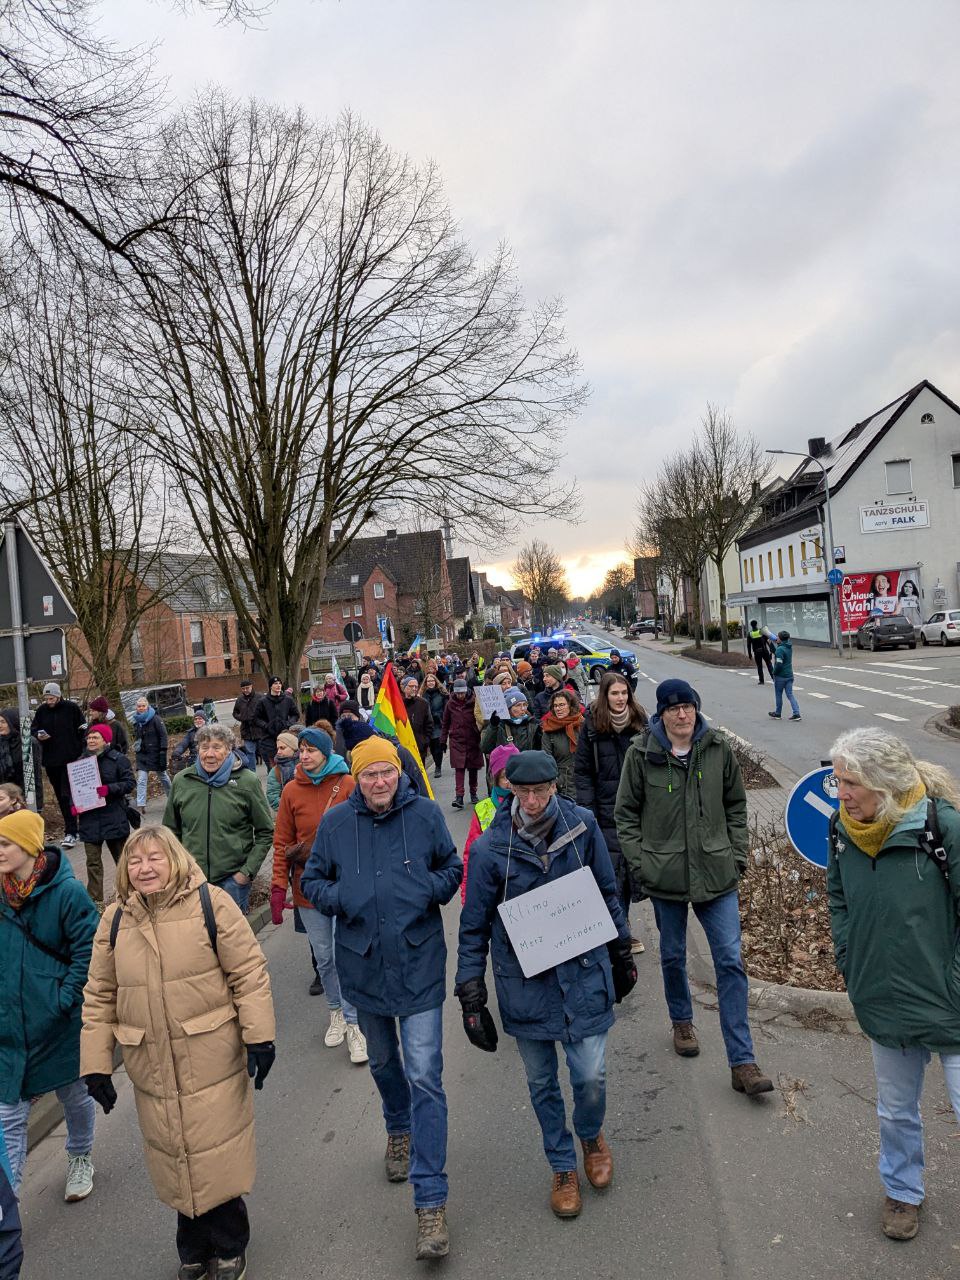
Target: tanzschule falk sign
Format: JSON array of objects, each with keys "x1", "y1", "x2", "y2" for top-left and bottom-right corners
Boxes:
[{"x1": 859, "y1": 501, "x2": 929, "y2": 534}]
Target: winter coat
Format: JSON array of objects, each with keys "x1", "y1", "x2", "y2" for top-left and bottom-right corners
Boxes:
[
  {"x1": 403, "y1": 695, "x2": 435, "y2": 761},
  {"x1": 76, "y1": 748, "x2": 135, "y2": 844},
  {"x1": 171, "y1": 725, "x2": 202, "y2": 769},
  {"x1": 574, "y1": 709, "x2": 645, "y2": 892},
  {"x1": 614, "y1": 716, "x2": 747, "y2": 904},
  {"x1": 299, "y1": 778, "x2": 462, "y2": 1017},
  {"x1": 480, "y1": 716, "x2": 542, "y2": 755},
  {"x1": 0, "y1": 708, "x2": 23, "y2": 790},
  {"x1": 272, "y1": 764, "x2": 355, "y2": 909},
  {"x1": 31, "y1": 698, "x2": 85, "y2": 768},
  {"x1": 606, "y1": 659, "x2": 637, "y2": 691},
  {"x1": 356, "y1": 682, "x2": 378, "y2": 712},
  {"x1": 232, "y1": 692, "x2": 265, "y2": 741},
  {"x1": 0, "y1": 849, "x2": 100, "y2": 1104},
  {"x1": 305, "y1": 696, "x2": 338, "y2": 726},
  {"x1": 81, "y1": 864, "x2": 276, "y2": 1217},
  {"x1": 566, "y1": 664, "x2": 590, "y2": 703},
  {"x1": 265, "y1": 755, "x2": 298, "y2": 811},
  {"x1": 828, "y1": 796, "x2": 960, "y2": 1053},
  {"x1": 163, "y1": 757, "x2": 275, "y2": 883},
  {"x1": 440, "y1": 695, "x2": 484, "y2": 771},
  {"x1": 422, "y1": 687, "x2": 448, "y2": 740},
  {"x1": 252, "y1": 693, "x2": 300, "y2": 755},
  {"x1": 134, "y1": 712, "x2": 168, "y2": 773},
  {"x1": 540, "y1": 721, "x2": 582, "y2": 799},
  {"x1": 533, "y1": 686, "x2": 562, "y2": 720},
  {"x1": 772, "y1": 638, "x2": 794, "y2": 679},
  {"x1": 456, "y1": 797, "x2": 628, "y2": 1042}
]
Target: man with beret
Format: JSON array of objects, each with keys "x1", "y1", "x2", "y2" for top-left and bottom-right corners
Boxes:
[
  {"x1": 300, "y1": 736, "x2": 462, "y2": 1261},
  {"x1": 456, "y1": 751, "x2": 637, "y2": 1219},
  {"x1": 614, "y1": 678, "x2": 772, "y2": 1095}
]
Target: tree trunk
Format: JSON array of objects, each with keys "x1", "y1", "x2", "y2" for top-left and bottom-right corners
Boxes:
[
  {"x1": 716, "y1": 554, "x2": 729, "y2": 652},
  {"x1": 690, "y1": 573, "x2": 703, "y2": 649}
]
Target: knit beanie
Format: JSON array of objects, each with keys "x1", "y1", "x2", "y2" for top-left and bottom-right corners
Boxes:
[
  {"x1": 544, "y1": 664, "x2": 565, "y2": 684},
  {"x1": 516, "y1": 661, "x2": 533, "y2": 677},
  {"x1": 341, "y1": 699, "x2": 362, "y2": 717},
  {"x1": 88, "y1": 722, "x2": 113, "y2": 744},
  {"x1": 492, "y1": 671, "x2": 512, "y2": 687},
  {"x1": 298, "y1": 726, "x2": 333, "y2": 756},
  {"x1": 489, "y1": 743, "x2": 520, "y2": 779},
  {"x1": 350, "y1": 736, "x2": 401, "y2": 779},
  {"x1": 276, "y1": 731, "x2": 299, "y2": 753},
  {"x1": 43, "y1": 682, "x2": 61, "y2": 697},
  {"x1": 504, "y1": 688, "x2": 529, "y2": 709},
  {"x1": 340, "y1": 718, "x2": 376, "y2": 750},
  {"x1": 0, "y1": 810, "x2": 45, "y2": 857},
  {"x1": 655, "y1": 678, "x2": 701, "y2": 715},
  {"x1": 88, "y1": 696, "x2": 109, "y2": 714}
]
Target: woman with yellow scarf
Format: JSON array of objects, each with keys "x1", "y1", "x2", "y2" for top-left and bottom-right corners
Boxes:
[{"x1": 828, "y1": 728, "x2": 960, "y2": 1245}]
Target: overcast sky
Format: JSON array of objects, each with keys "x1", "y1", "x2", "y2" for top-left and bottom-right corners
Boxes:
[{"x1": 100, "y1": 0, "x2": 960, "y2": 598}]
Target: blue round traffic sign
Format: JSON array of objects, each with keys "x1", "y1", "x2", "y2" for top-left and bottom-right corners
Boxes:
[
  {"x1": 827, "y1": 568, "x2": 843, "y2": 586},
  {"x1": 784, "y1": 767, "x2": 839, "y2": 869}
]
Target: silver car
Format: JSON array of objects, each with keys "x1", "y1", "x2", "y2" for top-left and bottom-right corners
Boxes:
[{"x1": 919, "y1": 610, "x2": 960, "y2": 646}]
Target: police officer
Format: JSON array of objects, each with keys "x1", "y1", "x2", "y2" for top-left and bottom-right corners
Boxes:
[{"x1": 747, "y1": 620, "x2": 774, "y2": 684}]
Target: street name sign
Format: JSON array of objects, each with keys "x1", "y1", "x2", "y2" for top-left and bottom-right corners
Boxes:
[{"x1": 785, "y1": 767, "x2": 839, "y2": 869}]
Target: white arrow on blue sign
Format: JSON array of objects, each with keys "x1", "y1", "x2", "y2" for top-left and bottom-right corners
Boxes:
[{"x1": 784, "y1": 767, "x2": 839, "y2": 869}]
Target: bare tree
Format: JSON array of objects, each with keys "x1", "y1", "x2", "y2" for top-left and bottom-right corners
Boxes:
[
  {"x1": 637, "y1": 451, "x2": 710, "y2": 647},
  {"x1": 511, "y1": 540, "x2": 570, "y2": 632},
  {"x1": 601, "y1": 562, "x2": 633, "y2": 627},
  {"x1": 127, "y1": 95, "x2": 585, "y2": 683}
]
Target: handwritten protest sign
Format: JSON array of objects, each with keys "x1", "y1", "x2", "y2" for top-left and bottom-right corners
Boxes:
[
  {"x1": 67, "y1": 756, "x2": 106, "y2": 813},
  {"x1": 497, "y1": 866, "x2": 618, "y2": 977},
  {"x1": 475, "y1": 684, "x2": 510, "y2": 722}
]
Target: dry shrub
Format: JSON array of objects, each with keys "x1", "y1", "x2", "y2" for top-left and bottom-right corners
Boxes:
[{"x1": 947, "y1": 705, "x2": 960, "y2": 730}]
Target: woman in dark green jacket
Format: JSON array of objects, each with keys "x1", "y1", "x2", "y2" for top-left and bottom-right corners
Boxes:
[{"x1": 828, "y1": 727, "x2": 960, "y2": 1244}]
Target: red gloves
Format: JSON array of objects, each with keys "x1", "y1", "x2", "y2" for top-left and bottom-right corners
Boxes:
[
  {"x1": 270, "y1": 886, "x2": 286, "y2": 927},
  {"x1": 96, "y1": 785, "x2": 109, "y2": 797},
  {"x1": 70, "y1": 805, "x2": 79, "y2": 816}
]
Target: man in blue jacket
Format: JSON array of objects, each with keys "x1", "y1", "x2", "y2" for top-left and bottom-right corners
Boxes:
[
  {"x1": 456, "y1": 751, "x2": 637, "y2": 1220},
  {"x1": 300, "y1": 736, "x2": 461, "y2": 1262}
]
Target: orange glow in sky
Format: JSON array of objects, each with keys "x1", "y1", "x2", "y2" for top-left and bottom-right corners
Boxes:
[{"x1": 476, "y1": 548, "x2": 629, "y2": 601}]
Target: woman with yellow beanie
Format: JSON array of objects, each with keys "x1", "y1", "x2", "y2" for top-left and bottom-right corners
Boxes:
[{"x1": 0, "y1": 809, "x2": 100, "y2": 1203}]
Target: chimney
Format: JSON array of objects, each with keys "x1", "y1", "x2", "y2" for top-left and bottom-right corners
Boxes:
[
  {"x1": 808, "y1": 437, "x2": 827, "y2": 459},
  {"x1": 443, "y1": 517, "x2": 453, "y2": 560}
]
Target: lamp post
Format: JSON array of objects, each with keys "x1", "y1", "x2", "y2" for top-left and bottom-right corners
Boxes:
[{"x1": 766, "y1": 449, "x2": 843, "y2": 658}]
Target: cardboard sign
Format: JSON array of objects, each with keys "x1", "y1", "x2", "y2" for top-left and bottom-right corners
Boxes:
[
  {"x1": 475, "y1": 684, "x2": 510, "y2": 722},
  {"x1": 67, "y1": 756, "x2": 106, "y2": 813},
  {"x1": 497, "y1": 866, "x2": 618, "y2": 977}
]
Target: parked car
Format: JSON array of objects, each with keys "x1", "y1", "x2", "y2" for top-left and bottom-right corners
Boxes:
[
  {"x1": 919, "y1": 610, "x2": 960, "y2": 646},
  {"x1": 119, "y1": 682, "x2": 189, "y2": 719},
  {"x1": 628, "y1": 618, "x2": 658, "y2": 636},
  {"x1": 854, "y1": 616, "x2": 917, "y2": 651}
]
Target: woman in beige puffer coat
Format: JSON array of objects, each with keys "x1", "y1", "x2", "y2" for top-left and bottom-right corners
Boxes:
[{"x1": 81, "y1": 825, "x2": 276, "y2": 1280}]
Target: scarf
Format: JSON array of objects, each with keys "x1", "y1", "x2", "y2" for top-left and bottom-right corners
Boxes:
[
  {"x1": 609, "y1": 705, "x2": 632, "y2": 732},
  {"x1": 2, "y1": 849, "x2": 48, "y2": 911},
  {"x1": 491, "y1": 785, "x2": 511, "y2": 806},
  {"x1": 194, "y1": 754, "x2": 236, "y2": 788},
  {"x1": 304, "y1": 752, "x2": 350, "y2": 785},
  {"x1": 132, "y1": 706, "x2": 156, "y2": 727},
  {"x1": 512, "y1": 794, "x2": 560, "y2": 848},
  {"x1": 541, "y1": 710, "x2": 583, "y2": 748},
  {"x1": 840, "y1": 780, "x2": 926, "y2": 857}
]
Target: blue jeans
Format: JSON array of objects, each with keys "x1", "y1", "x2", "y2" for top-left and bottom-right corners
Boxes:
[
  {"x1": 357, "y1": 1006, "x2": 447, "y2": 1209},
  {"x1": 216, "y1": 874, "x2": 251, "y2": 915},
  {"x1": 871, "y1": 1041, "x2": 960, "y2": 1204},
  {"x1": 300, "y1": 908, "x2": 357, "y2": 1023},
  {"x1": 515, "y1": 1033, "x2": 607, "y2": 1172},
  {"x1": 136, "y1": 767, "x2": 172, "y2": 808},
  {"x1": 652, "y1": 891, "x2": 755, "y2": 1066},
  {"x1": 0, "y1": 1079, "x2": 95, "y2": 1193},
  {"x1": 773, "y1": 677, "x2": 800, "y2": 717}
]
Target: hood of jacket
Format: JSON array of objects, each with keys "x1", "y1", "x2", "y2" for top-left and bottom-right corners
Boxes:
[{"x1": 646, "y1": 712, "x2": 709, "y2": 756}]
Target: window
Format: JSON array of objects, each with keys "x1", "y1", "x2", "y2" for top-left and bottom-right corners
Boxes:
[
  {"x1": 342, "y1": 604, "x2": 351, "y2": 618},
  {"x1": 350, "y1": 574, "x2": 359, "y2": 585},
  {"x1": 952, "y1": 454, "x2": 960, "y2": 487},
  {"x1": 885, "y1": 459, "x2": 912, "y2": 494},
  {"x1": 193, "y1": 661, "x2": 207, "y2": 678},
  {"x1": 758, "y1": 556, "x2": 764, "y2": 583},
  {"x1": 800, "y1": 540, "x2": 808, "y2": 576},
  {"x1": 921, "y1": 413, "x2": 935, "y2": 424},
  {"x1": 220, "y1": 619, "x2": 230, "y2": 653},
  {"x1": 354, "y1": 603, "x2": 363, "y2": 616},
  {"x1": 777, "y1": 548, "x2": 783, "y2": 578},
  {"x1": 373, "y1": 581, "x2": 385, "y2": 599},
  {"x1": 767, "y1": 551, "x2": 773, "y2": 579},
  {"x1": 190, "y1": 619, "x2": 204, "y2": 657},
  {"x1": 787, "y1": 545, "x2": 795, "y2": 576},
  {"x1": 224, "y1": 657, "x2": 233, "y2": 672}
]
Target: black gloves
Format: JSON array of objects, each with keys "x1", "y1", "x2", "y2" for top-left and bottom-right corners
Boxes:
[
  {"x1": 84, "y1": 1073, "x2": 118, "y2": 1114},
  {"x1": 454, "y1": 978, "x2": 498, "y2": 1053},
  {"x1": 246, "y1": 1041, "x2": 276, "y2": 1090},
  {"x1": 607, "y1": 938, "x2": 638, "y2": 1003}
]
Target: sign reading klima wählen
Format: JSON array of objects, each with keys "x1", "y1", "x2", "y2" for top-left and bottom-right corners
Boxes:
[
  {"x1": 859, "y1": 501, "x2": 929, "y2": 533},
  {"x1": 497, "y1": 866, "x2": 618, "y2": 978}
]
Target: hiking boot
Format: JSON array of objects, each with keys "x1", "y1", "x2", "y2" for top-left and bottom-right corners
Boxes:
[
  {"x1": 212, "y1": 1256, "x2": 246, "y2": 1280},
  {"x1": 177, "y1": 1265, "x2": 210, "y2": 1279},
  {"x1": 882, "y1": 1196, "x2": 920, "y2": 1241},
  {"x1": 550, "y1": 1170, "x2": 582, "y2": 1218},
  {"x1": 451, "y1": 796, "x2": 464, "y2": 809},
  {"x1": 581, "y1": 1133, "x2": 613, "y2": 1189},
  {"x1": 324, "y1": 1008, "x2": 347, "y2": 1047},
  {"x1": 415, "y1": 1205, "x2": 450, "y2": 1260},
  {"x1": 672, "y1": 1021, "x2": 700, "y2": 1057},
  {"x1": 731, "y1": 1062, "x2": 774, "y2": 1096},
  {"x1": 385, "y1": 1132, "x2": 411, "y2": 1182},
  {"x1": 309, "y1": 975, "x2": 324, "y2": 996},
  {"x1": 469, "y1": 792, "x2": 479, "y2": 805},
  {"x1": 630, "y1": 936, "x2": 645, "y2": 955},
  {"x1": 65, "y1": 1152, "x2": 94, "y2": 1201},
  {"x1": 346, "y1": 1024, "x2": 369, "y2": 1064}
]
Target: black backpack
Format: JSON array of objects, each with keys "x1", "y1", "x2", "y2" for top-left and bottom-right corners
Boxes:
[
  {"x1": 829, "y1": 801, "x2": 949, "y2": 885},
  {"x1": 109, "y1": 880, "x2": 219, "y2": 951}
]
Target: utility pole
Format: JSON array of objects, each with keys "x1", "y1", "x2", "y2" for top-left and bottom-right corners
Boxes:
[{"x1": 5, "y1": 521, "x2": 37, "y2": 810}]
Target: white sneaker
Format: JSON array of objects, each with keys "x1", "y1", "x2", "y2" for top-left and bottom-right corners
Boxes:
[
  {"x1": 61, "y1": 834, "x2": 77, "y2": 849},
  {"x1": 65, "y1": 1152, "x2": 94, "y2": 1201},
  {"x1": 324, "y1": 1008, "x2": 347, "y2": 1047},
  {"x1": 346, "y1": 1024, "x2": 369, "y2": 1065}
]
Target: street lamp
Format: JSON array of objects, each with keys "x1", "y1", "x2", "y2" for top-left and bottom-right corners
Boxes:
[{"x1": 766, "y1": 448, "x2": 842, "y2": 658}]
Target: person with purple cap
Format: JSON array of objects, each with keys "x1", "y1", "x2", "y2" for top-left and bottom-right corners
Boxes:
[{"x1": 460, "y1": 743, "x2": 518, "y2": 903}]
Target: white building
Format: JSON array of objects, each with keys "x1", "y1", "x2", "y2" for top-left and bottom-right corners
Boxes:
[{"x1": 730, "y1": 381, "x2": 960, "y2": 645}]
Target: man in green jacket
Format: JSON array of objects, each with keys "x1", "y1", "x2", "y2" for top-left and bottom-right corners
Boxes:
[
  {"x1": 614, "y1": 678, "x2": 772, "y2": 1096},
  {"x1": 163, "y1": 723, "x2": 274, "y2": 915}
]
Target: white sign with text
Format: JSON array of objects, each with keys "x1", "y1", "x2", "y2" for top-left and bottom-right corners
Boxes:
[
  {"x1": 497, "y1": 866, "x2": 618, "y2": 977},
  {"x1": 67, "y1": 755, "x2": 105, "y2": 813},
  {"x1": 475, "y1": 684, "x2": 510, "y2": 722},
  {"x1": 860, "y1": 501, "x2": 929, "y2": 533}
]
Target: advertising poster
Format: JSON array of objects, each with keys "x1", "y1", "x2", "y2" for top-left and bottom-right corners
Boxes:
[{"x1": 838, "y1": 568, "x2": 922, "y2": 634}]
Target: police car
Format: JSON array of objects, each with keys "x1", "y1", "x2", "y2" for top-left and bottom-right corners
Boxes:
[{"x1": 510, "y1": 632, "x2": 637, "y2": 682}]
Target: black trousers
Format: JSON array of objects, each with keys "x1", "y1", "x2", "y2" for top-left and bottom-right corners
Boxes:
[
  {"x1": 753, "y1": 649, "x2": 773, "y2": 682},
  {"x1": 45, "y1": 763, "x2": 77, "y2": 836},
  {"x1": 429, "y1": 740, "x2": 444, "y2": 770},
  {"x1": 176, "y1": 1197, "x2": 249, "y2": 1265}
]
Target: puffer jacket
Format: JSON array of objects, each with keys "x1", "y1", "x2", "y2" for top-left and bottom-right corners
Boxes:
[
  {"x1": 614, "y1": 716, "x2": 747, "y2": 903},
  {"x1": 252, "y1": 693, "x2": 300, "y2": 755},
  {"x1": 299, "y1": 778, "x2": 461, "y2": 1017},
  {"x1": 422, "y1": 687, "x2": 447, "y2": 739},
  {"x1": 828, "y1": 796, "x2": 960, "y2": 1052},
  {"x1": 540, "y1": 718, "x2": 583, "y2": 799},
  {"x1": 76, "y1": 747, "x2": 135, "y2": 844},
  {"x1": 133, "y1": 711, "x2": 168, "y2": 773},
  {"x1": 81, "y1": 863, "x2": 275, "y2": 1217},
  {"x1": 456, "y1": 796, "x2": 628, "y2": 1042},
  {"x1": 0, "y1": 849, "x2": 100, "y2": 1103},
  {"x1": 162, "y1": 757, "x2": 274, "y2": 883},
  {"x1": 272, "y1": 764, "x2": 354, "y2": 909}
]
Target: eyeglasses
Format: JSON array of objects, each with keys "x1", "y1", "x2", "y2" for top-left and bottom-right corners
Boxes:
[
  {"x1": 513, "y1": 784, "x2": 553, "y2": 798},
  {"x1": 361, "y1": 768, "x2": 398, "y2": 783},
  {"x1": 663, "y1": 703, "x2": 694, "y2": 716}
]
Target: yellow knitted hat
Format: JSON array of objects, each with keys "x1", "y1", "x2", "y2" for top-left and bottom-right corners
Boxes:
[
  {"x1": 350, "y1": 736, "x2": 402, "y2": 779},
  {"x1": 0, "y1": 810, "x2": 45, "y2": 857}
]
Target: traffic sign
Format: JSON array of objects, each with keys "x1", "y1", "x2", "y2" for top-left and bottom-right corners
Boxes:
[
  {"x1": 0, "y1": 524, "x2": 75, "y2": 629},
  {"x1": 827, "y1": 568, "x2": 843, "y2": 586},
  {"x1": 309, "y1": 641, "x2": 353, "y2": 659},
  {"x1": 784, "y1": 767, "x2": 839, "y2": 869},
  {"x1": 343, "y1": 622, "x2": 364, "y2": 642}
]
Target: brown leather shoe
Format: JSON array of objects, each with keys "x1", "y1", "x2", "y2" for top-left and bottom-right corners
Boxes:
[
  {"x1": 731, "y1": 1062, "x2": 774, "y2": 1096},
  {"x1": 550, "y1": 1170, "x2": 582, "y2": 1218},
  {"x1": 882, "y1": 1196, "x2": 920, "y2": 1240},
  {"x1": 672, "y1": 1021, "x2": 700, "y2": 1057},
  {"x1": 581, "y1": 1133, "x2": 613, "y2": 1189}
]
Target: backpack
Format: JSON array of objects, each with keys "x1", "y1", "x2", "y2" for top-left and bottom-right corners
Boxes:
[
  {"x1": 109, "y1": 879, "x2": 219, "y2": 951},
  {"x1": 829, "y1": 801, "x2": 949, "y2": 885}
]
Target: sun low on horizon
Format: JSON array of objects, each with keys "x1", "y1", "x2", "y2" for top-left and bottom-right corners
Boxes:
[{"x1": 476, "y1": 549, "x2": 629, "y2": 601}]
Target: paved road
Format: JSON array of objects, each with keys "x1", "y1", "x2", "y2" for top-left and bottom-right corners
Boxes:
[{"x1": 21, "y1": 762, "x2": 960, "y2": 1279}]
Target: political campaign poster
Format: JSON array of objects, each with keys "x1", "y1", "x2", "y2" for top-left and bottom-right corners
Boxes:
[{"x1": 838, "y1": 567, "x2": 922, "y2": 634}]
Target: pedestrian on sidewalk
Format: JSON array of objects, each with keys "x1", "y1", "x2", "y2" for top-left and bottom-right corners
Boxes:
[
  {"x1": 252, "y1": 677, "x2": 300, "y2": 769},
  {"x1": 132, "y1": 696, "x2": 172, "y2": 813},
  {"x1": 827, "y1": 728, "x2": 960, "y2": 1243},
  {"x1": 747, "y1": 620, "x2": 774, "y2": 684},
  {"x1": 86, "y1": 695, "x2": 130, "y2": 756},
  {"x1": 767, "y1": 630, "x2": 801, "y2": 721},
  {"x1": 300, "y1": 737, "x2": 462, "y2": 1261},
  {"x1": 456, "y1": 751, "x2": 636, "y2": 1219},
  {"x1": 76, "y1": 723, "x2": 135, "y2": 903},
  {"x1": 82, "y1": 826, "x2": 276, "y2": 1280},
  {"x1": 0, "y1": 810, "x2": 100, "y2": 1204},
  {"x1": 420, "y1": 674, "x2": 448, "y2": 780},
  {"x1": 271, "y1": 727, "x2": 366, "y2": 1063},
  {"x1": 31, "y1": 682, "x2": 85, "y2": 847},
  {"x1": 440, "y1": 680, "x2": 483, "y2": 810},
  {"x1": 615, "y1": 678, "x2": 773, "y2": 1096},
  {"x1": 232, "y1": 679, "x2": 265, "y2": 770}
]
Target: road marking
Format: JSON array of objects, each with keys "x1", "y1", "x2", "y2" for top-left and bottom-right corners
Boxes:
[
  {"x1": 826, "y1": 664, "x2": 960, "y2": 692},
  {"x1": 866, "y1": 662, "x2": 942, "y2": 671},
  {"x1": 804, "y1": 791, "x2": 835, "y2": 819},
  {"x1": 801, "y1": 672, "x2": 947, "y2": 710},
  {"x1": 835, "y1": 700, "x2": 864, "y2": 709},
  {"x1": 875, "y1": 712, "x2": 909, "y2": 722},
  {"x1": 805, "y1": 692, "x2": 831, "y2": 700}
]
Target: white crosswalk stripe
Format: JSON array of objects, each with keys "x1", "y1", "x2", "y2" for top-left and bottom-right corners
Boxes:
[
  {"x1": 875, "y1": 711, "x2": 909, "y2": 722},
  {"x1": 805, "y1": 692, "x2": 831, "y2": 700},
  {"x1": 827, "y1": 664, "x2": 960, "y2": 693},
  {"x1": 802, "y1": 671, "x2": 947, "y2": 710},
  {"x1": 835, "y1": 700, "x2": 864, "y2": 709}
]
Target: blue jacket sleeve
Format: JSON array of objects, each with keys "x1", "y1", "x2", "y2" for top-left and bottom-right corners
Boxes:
[
  {"x1": 582, "y1": 809, "x2": 629, "y2": 941},
  {"x1": 455, "y1": 831, "x2": 501, "y2": 986},
  {"x1": 300, "y1": 819, "x2": 342, "y2": 917},
  {"x1": 427, "y1": 808, "x2": 463, "y2": 904}
]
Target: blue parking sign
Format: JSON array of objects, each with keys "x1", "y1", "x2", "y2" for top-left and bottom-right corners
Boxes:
[{"x1": 784, "y1": 767, "x2": 839, "y2": 869}]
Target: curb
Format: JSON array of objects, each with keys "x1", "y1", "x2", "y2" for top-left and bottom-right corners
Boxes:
[
  {"x1": 928, "y1": 710, "x2": 960, "y2": 741},
  {"x1": 27, "y1": 900, "x2": 274, "y2": 1153}
]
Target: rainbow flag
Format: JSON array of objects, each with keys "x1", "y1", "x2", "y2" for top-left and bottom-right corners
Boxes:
[
  {"x1": 405, "y1": 634, "x2": 424, "y2": 657},
  {"x1": 371, "y1": 663, "x2": 435, "y2": 799}
]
